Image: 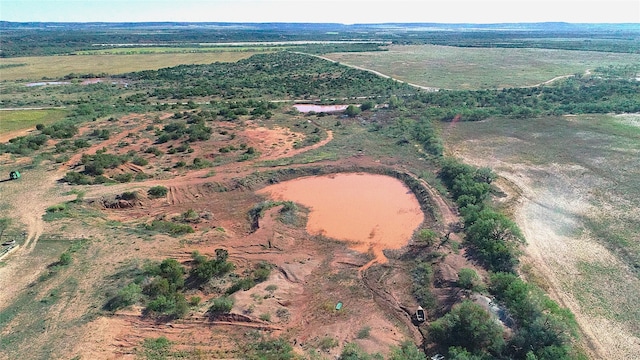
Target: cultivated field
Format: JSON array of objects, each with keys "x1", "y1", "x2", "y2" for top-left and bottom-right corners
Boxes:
[
  {"x1": 324, "y1": 44, "x2": 640, "y2": 89},
  {"x1": 0, "y1": 52, "x2": 258, "y2": 81},
  {"x1": 442, "y1": 113, "x2": 640, "y2": 359}
]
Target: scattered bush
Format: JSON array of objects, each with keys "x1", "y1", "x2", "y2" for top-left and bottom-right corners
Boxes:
[
  {"x1": 226, "y1": 277, "x2": 256, "y2": 294},
  {"x1": 81, "y1": 152, "x2": 127, "y2": 176},
  {"x1": 388, "y1": 341, "x2": 427, "y2": 360},
  {"x1": 119, "y1": 191, "x2": 138, "y2": 200},
  {"x1": 191, "y1": 157, "x2": 212, "y2": 169},
  {"x1": 190, "y1": 249, "x2": 235, "y2": 284},
  {"x1": 143, "y1": 220, "x2": 194, "y2": 236},
  {"x1": 41, "y1": 120, "x2": 78, "y2": 139},
  {"x1": 339, "y1": 343, "x2": 382, "y2": 360},
  {"x1": 357, "y1": 326, "x2": 371, "y2": 339},
  {"x1": 59, "y1": 252, "x2": 72, "y2": 265},
  {"x1": 209, "y1": 296, "x2": 234, "y2": 314},
  {"x1": 105, "y1": 283, "x2": 142, "y2": 311},
  {"x1": 147, "y1": 186, "x2": 168, "y2": 198},
  {"x1": 63, "y1": 171, "x2": 93, "y2": 185},
  {"x1": 189, "y1": 296, "x2": 201, "y2": 306},
  {"x1": 132, "y1": 156, "x2": 149, "y2": 166},
  {"x1": 344, "y1": 104, "x2": 361, "y2": 117},
  {"x1": 0, "y1": 134, "x2": 48, "y2": 154},
  {"x1": 416, "y1": 228, "x2": 438, "y2": 245},
  {"x1": 112, "y1": 173, "x2": 133, "y2": 183},
  {"x1": 429, "y1": 300, "x2": 504, "y2": 356},
  {"x1": 144, "y1": 146, "x2": 164, "y2": 156},
  {"x1": 252, "y1": 261, "x2": 272, "y2": 282},
  {"x1": 457, "y1": 268, "x2": 481, "y2": 290}
]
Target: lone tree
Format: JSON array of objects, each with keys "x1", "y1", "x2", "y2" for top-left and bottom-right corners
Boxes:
[{"x1": 343, "y1": 104, "x2": 361, "y2": 117}]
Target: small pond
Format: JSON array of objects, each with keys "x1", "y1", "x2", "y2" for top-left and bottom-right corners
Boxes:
[{"x1": 257, "y1": 173, "x2": 424, "y2": 267}]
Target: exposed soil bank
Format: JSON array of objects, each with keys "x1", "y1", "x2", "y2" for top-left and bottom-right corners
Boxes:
[{"x1": 258, "y1": 173, "x2": 424, "y2": 266}]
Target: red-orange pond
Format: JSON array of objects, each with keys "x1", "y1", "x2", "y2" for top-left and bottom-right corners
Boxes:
[{"x1": 257, "y1": 173, "x2": 424, "y2": 269}]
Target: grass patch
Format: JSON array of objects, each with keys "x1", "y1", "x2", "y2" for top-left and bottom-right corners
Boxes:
[
  {"x1": 142, "y1": 220, "x2": 194, "y2": 236},
  {"x1": 0, "y1": 109, "x2": 68, "y2": 134}
]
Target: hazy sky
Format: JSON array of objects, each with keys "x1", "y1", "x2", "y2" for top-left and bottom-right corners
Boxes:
[{"x1": 1, "y1": 0, "x2": 639, "y2": 23}]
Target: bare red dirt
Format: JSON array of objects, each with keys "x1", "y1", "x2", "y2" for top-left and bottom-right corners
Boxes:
[{"x1": 0, "y1": 111, "x2": 473, "y2": 359}]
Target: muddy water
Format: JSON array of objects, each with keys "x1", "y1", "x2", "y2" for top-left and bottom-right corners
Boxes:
[
  {"x1": 258, "y1": 173, "x2": 423, "y2": 267},
  {"x1": 292, "y1": 104, "x2": 349, "y2": 113}
]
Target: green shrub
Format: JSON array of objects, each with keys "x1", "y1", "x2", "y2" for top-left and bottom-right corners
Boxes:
[
  {"x1": 119, "y1": 191, "x2": 138, "y2": 200},
  {"x1": 143, "y1": 220, "x2": 194, "y2": 236},
  {"x1": 189, "y1": 296, "x2": 201, "y2": 306},
  {"x1": 41, "y1": 120, "x2": 78, "y2": 139},
  {"x1": 388, "y1": 341, "x2": 427, "y2": 360},
  {"x1": 74, "y1": 139, "x2": 90, "y2": 148},
  {"x1": 105, "y1": 283, "x2": 142, "y2": 311},
  {"x1": 458, "y1": 268, "x2": 481, "y2": 290},
  {"x1": 209, "y1": 296, "x2": 234, "y2": 314},
  {"x1": 112, "y1": 173, "x2": 133, "y2": 183},
  {"x1": 191, "y1": 157, "x2": 212, "y2": 169},
  {"x1": 243, "y1": 337, "x2": 294, "y2": 360},
  {"x1": 144, "y1": 146, "x2": 164, "y2": 156},
  {"x1": 147, "y1": 186, "x2": 168, "y2": 198},
  {"x1": 59, "y1": 252, "x2": 72, "y2": 265},
  {"x1": 416, "y1": 229, "x2": 438, "y2": 245},
  {"x1": 190, "y1": 250, "x2": 235, "y2": 283},
  {"x1": 318, "y1": 337, "x2": 338, "y2": 350},
  {"x1": 429, "y1": 300, "x2": 504, "y2": 356},
  {"x1": 132, "y1": 156, "x2": 149, "y2": 166},
  {"x1": 344, "y1": 104, "x2": 361, "y2": 117},
  {"x1": 339, "y1": 343, "x2": 382, "y2": 360},
  {"x1": 252, "y1": 261, "x2": 272, "y2": 282},
  {"x1": 63, "y1": 171, "x2": 92, "y2": 185},
  {"x1": 81, "y1": 152, "x2": 127, "y2": 176},
  {"x1": 357, "y1": 326, "x2": 371, "y2": 339},
  {"x1": 226, "y1": 277, "x2": 256, "y2": 294}
]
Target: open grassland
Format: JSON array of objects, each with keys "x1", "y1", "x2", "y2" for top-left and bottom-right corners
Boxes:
[
  {"x1": 0, "y1": 52, "x2": 258, "y2": 81},
  {"x1": 0, "y1": 109, "x2": 68, "y2": 134},
  {"x1": 325, "y1": 45, "x2": 640, "y2": 89},
  {"x1": 443, "y1": 114, "x2": 640, "y2": 359}
]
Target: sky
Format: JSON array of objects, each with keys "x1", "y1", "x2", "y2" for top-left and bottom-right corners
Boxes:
[{"x1": 1, "y1": 0, "x2": 639, "y2": 24}]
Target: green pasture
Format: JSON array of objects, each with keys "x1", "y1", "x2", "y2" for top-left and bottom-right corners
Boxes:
[
  {"x1": 0, "y1": 109, "x2": 68, "y2": 134},
  {"x1": 325, "y1": 44, "x2": 640, "y2": 89}
]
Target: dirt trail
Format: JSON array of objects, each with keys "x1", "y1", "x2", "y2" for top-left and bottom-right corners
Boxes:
[
  {"x1": 298, "y1": 52, "x2": 440, "y2": 92},
  {"x1": 361, "y1": 268, "x2": 424, "y2": 345}
]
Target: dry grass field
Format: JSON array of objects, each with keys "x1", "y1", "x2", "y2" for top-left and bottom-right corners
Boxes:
[{"x1": 0, "y1": 52, "x2": 258, "y2": 81}]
